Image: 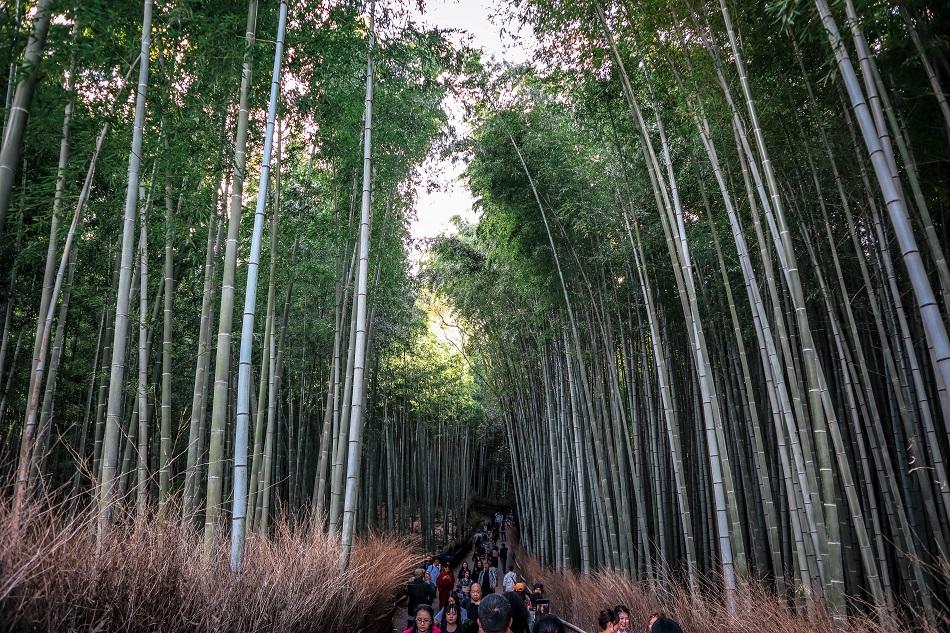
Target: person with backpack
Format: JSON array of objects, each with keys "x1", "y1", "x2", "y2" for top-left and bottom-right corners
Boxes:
[{"x1": 503, "y1": 566, "x2": 517, "y2": 592}]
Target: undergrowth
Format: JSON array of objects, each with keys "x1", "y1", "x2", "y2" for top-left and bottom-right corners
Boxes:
[
  {"x1": 0, "y1": 498, "x2": 418, "y2": 633},
  {"x1": 512, "y1": 540, "x2": 949, "y2": 633}
]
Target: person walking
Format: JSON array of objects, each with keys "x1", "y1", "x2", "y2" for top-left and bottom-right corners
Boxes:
[
  {"x1": 513, "y1": 582, "x2": 529, "y2": 609},
  {"x1": 499, "y1": 543, "x2": 508, "y2": 571},
  {"x1": 406, "y1": 569, "x2": 436, "y2": 628},
  {"x1": 439, "y1": 603, "x2": 463, "y2": 633},
  {"x1": 503, "y1": 591, "x2": 531, "y2": 633},
  {"x1": 427, "y1": 558, "x2": 442, "y2": 586},
  {"x1": 529, "y1": 583, "x2": 544, "y2": 609},
  {"x1": 437, "y1": 565, "x2": 456, "y2": 608},
  {"x1": 404, "y1": 605, "x2": 441, "y2": 633},
  {"x1": 477, "y1": 594, "x2": 512, "y2": 633},
  {"x1": 465, "y1": 582, "x2": 483, "y2": 614},
  {"x1": 503, "y1": 566, "x2": 517, "y2": 592},
  {"x1": 457, "y1": 569, "x2": 473, "y2": 601},
  {"x1": 436, "y1": 594, "x2": 468, "y2": 623},
  {"x1": 461, "y1": 583, "x2": 483, "y2": 633},
  {"x1": 476, "y1": 559, "x2": 496, "y2": 594}
]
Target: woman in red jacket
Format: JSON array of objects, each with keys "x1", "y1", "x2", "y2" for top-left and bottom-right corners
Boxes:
[{"x1": 436, "y1": 565, "x2": 456, "y2": 608}]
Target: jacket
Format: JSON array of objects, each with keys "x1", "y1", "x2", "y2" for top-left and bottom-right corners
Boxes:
[
  {"x1": 407, "y1": 579, "x2": 436, "y2": 616},
  {"x1": 475, "y1": 567, "x2": 496, "y2": 592}
]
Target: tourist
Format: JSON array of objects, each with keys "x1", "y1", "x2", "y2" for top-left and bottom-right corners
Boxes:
[
  {"x1": 478, "y1": 593, "x2": 513, "y2": 633},
  {"x1": 503, "y1": 566, "x2": 517, "y2": 592},
  {"x1": 650, "y1": 618, "x2": 683, "y2": 633},
  {"x1": 461, "y1": 582, "x2": 483, "y2": 633},
  {"x1": 530, "y1": 583, "x2": 543, "y2": 607},
  {"x1": 647, "y1": 612, "x2": 666, "y2": 631},
  {"x1": 503, "y1": 590, "x2": 531, "y2": 633},
  {"x1": 437, "y1": 565, "x2": 456, "y2": 607},
  {"x1": 500, "y1": 543, "x2": 509, "y2": 570},
  {"x1": 477, "y1": 559, "x2": 496, "y2": 594},
  {"x1": 457, "y1": 569, "x2": 473, "y2": 600},
  {"x1": 404, "y1": 605, "x2": 441, "y2": 633},
  {"x1": 597, "y1": 608, "x2": 617, "y2": 633},
  {"x1": 440, "y1": 603, "x2": 463, "y2": 633},
  {"x1": 531, "y1": 614, "x2": 564, "y2": 633},
  {"x1": 513, "y1": 581, "x2": 528, "y2": 606},
  {"x1": 436, "y1": 594, "x2": 469, "y2": 623},
  {"x1": 427, "y1": 558, "x2": 442, "y2": 586},
  {"x1": 465, "y1": 582, "x2": 483, "y2": 614},
  {"x1": 613, "y1": 605, "x2": 630, "y2": 633},
  {"x1": 407, "y1": 568, "x2": 436, "y2": 627}
]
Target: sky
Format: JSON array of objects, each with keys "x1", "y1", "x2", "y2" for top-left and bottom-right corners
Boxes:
[{"x1": 406, "y1": 0, "x2": 534, "y2": 266}]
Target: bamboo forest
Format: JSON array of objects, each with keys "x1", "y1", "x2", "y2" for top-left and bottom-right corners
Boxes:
[{"x1": 0, "y1": 0, "x2": 949, "y2": 631}]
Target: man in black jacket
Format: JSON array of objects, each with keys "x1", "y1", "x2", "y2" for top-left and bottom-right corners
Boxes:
[
  {"x1": 406, "y1": 568, "x2": 436, "y2": 626},
  {"x1": 476, "y1": 559, "x2": 496, "y2": 594}
]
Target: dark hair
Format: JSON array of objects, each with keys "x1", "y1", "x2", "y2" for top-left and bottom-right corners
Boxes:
[
  {"x1": 478, "y1": 593, "x2": 512, "y2": 633},
  {"x1": 413, "y1": 605, "x2": 435, "y2": 632},
  {"x1": 503, "y1": 591, "x2": 531, "y2": 633},
  {"x1": 614, "y1": 605, "x2": 630, "y2": 616},
  {"x1": 463, "y1": 570, "x2": 471, "y2": 578},
  {"x1": 440, "y1": 603, "x2": 461, "y2": 630},
  {"x1": 597, "y1": 608, "x2": 617, "y2": 631},
  {"x1": 532, "y1": 614, "x2": 565, "y2": 633},
  {"x1": 651, "y1": 619, "x2": 683, "y2": 633}
]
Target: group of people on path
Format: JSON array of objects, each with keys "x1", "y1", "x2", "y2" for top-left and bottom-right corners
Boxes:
[
  {"x1": 404, "y1": 513, "x2": 546, "y2": 633},
  {"x1": 405, "y1": 590, "x2": 691, "y2": 633},
  {"x1": 403, "y1": 511, "x2": 685, "y2": 633},
  {"x1": 404, "y1": 586, "x2": 555, "y2": 633}
]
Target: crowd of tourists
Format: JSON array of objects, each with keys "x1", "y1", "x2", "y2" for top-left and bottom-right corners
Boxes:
[{"x1": 402, "y1": 512, "x2": 685, "y2": 633}]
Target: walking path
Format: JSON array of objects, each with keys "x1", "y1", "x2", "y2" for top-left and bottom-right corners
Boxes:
[{"x1": 391, "y1": 515, "x2": 505, "y2": 632}]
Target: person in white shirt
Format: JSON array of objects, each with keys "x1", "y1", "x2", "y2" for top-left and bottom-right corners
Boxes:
[{"x1": 502, "y1": 566, "x2": 517, "y2": 592}]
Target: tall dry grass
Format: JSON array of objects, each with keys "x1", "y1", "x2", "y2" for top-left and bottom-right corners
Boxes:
[
  {"x1": 511, "y1": 540, "x2": 948, "y2": 633},
  {"x1": 0, "y1": 498, "x2": 419, "y2": 632}
]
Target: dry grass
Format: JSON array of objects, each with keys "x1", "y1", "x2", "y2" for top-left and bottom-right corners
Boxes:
[
  {"x1": 511, "y1": 540, "x2": 949, "y2": 633},
  {"x1": 0, "y1": 498, "x2": 419, "y2": 633}
]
